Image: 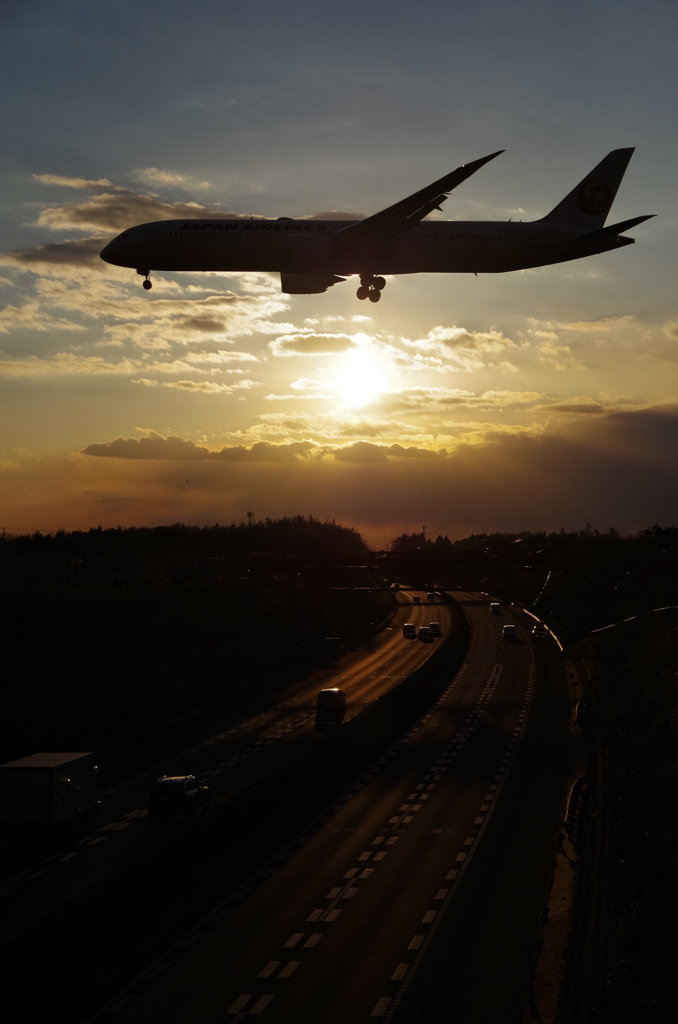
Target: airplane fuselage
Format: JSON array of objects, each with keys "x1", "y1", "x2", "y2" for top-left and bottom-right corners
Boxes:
[{"x1": 102, "y1": 215, "x2": 633, "y2": 278}]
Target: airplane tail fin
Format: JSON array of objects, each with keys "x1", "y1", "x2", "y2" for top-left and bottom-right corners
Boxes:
[{"x1": 539, "y1": 148, "x2": 635, "y2": 231}]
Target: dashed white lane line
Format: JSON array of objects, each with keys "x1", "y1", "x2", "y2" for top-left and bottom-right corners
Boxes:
[
  {"x1": 408, "y1": 935, "x2": 424, "y2": 950},
  {"x1": 371, "y1": 996, "x2": 392, "y2": 1016},
  {"x1": 227, "y1": 993, "x2": 251, "y2": 1014},
  {"x1": 258, "y1": 961, "x2": 279, "y2": 978},
  {"x1": 250, "y1": 993, "x2": 274, "y2": 1014},
  {"x1": 284, "y1": 933, "x2": 303, "y2": 948},
  {"x1": 147, "y1": 960, "x2": 171, "y2": 978},
  {"x1": 391, "y1": 963, "x2": 409, "y2": 981},
  {"x1": 279, "y1": 961, "x2": 300, "y2": 978}
]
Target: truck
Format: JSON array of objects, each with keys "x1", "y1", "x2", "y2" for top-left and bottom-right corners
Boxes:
[
  {"x1": 0, "y1": 752, "x2": 102, "y2": 833},
  {"x1": 314, "y1": 688, "x2": 347, "y2": 734}
]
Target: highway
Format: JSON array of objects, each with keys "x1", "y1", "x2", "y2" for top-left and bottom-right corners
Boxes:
[
  {"x1": 0, "y1": 591, "x2": 450, "y2": 951},
  {"x1": 84, "y1": 593, "x2": 569, "y2": 1024}
]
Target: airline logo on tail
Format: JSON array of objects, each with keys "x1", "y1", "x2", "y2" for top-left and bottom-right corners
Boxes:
[{"x1": 578, "y1": 179, "x2": 612, "y2": 216}]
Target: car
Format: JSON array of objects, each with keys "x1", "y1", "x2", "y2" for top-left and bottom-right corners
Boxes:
[
  {"x1": 427, "y1": 592, "x2": 436, "y2": 602},
  {"x1": 490, "y1": 602, "x2": 500, "y2": 615},
  {"x1": 428, "y1": 621, "x2": 442, "y2": 636},
  {"x1": 418, "y1": 626, "x2": 434, "y2": 642},
  {"x1": 147, "y1": 774, "x2": 210, "y2": 824},
  {"x1": 501, "y1": 624, "x2": 518, "y2": 641},
  {"x1": 402, "y1": 623, "x2": 416, "y2": 638},
  {"x1": 531, "y1": 623, "x2": 549, "y2": 640},
  {"x1": 412, "y1": 595, "x2": 420, "y2": 604}
]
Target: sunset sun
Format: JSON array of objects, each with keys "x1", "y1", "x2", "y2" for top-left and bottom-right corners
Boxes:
[{"x1": 336, "y1": 341, "x2": 385, "y2": 408}]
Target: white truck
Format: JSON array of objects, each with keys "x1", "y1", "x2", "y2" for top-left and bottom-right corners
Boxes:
[{"x1": 0, "y1": 752, "x2": 101, "y2": 833}]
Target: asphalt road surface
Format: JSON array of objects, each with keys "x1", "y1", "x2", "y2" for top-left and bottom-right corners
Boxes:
[{"x1": 84, "y1": 594, "x2": 569, "y2": 1024}]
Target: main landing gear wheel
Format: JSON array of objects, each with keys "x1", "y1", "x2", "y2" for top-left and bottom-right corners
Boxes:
[
  {"x1": 356, "y1": 275, "x2": 386, "y2": 302},
  {"x1": 137, "y1": 269, "x2": 152, "y2": 290}
]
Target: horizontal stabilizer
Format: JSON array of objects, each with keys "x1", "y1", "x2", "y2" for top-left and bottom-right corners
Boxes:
[{"x1": 573, "y1": 213, "x2": 655, "y2": 243}]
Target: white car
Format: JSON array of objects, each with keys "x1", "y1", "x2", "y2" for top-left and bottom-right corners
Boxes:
[
  {"x1": 501, "y1": 624, "x2": 518, "y2": 641},
  {"x1": 417, "y1": 626, "x2": 434, "y2": 642}
]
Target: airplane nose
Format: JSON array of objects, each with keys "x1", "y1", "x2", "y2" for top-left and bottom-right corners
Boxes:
[{"x1": 100, "y1": 239, "x2": 120, "y2": 265}]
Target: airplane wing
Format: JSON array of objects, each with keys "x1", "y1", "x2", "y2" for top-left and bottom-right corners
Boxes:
[{"x1": 336, "y1": 150, "x2": 504, "y2": 245}]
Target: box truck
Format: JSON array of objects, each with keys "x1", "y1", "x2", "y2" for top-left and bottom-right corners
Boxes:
[{"x1": 0, "y1": 752, "x2": 101, "y2": 832}]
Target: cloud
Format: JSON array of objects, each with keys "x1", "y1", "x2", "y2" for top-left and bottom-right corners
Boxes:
[
  {"x1": 1, "y1": 237, "x2": 108, "y2": 272},
  {"x1": 35, "y1": 191, "x2": 237, "y2": 234},
  {"x1": 81, "y1": 433, "x2": 315, "y2": 462},
  {"x1": 132, "y1": 377, "x2": 262, "y2": 394},
  {"x1": 333, "y1": 441, "x2": 389, "y2": 463},
  {"x1": 82, "y1": 433, "x2": 211, "y2": 460},
  {"x1": 34, "y1": 174, "x2": 119, "y2": 191},
  {"x1": 133, "y1": 168, "x2": 211, "y2": 190},
  {"x1": 396, "y1": 324, "x2": 520, "y2": 373},
  {"x1": 268, "y1": 332, "x2": 358, "y2": 357},
  {"x1": 6, "y1": 405, "x2": 676, "y2": 547}
]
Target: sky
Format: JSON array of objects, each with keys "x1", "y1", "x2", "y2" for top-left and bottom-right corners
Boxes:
[{"x1": 1, "y1": 0, "x2": 676, "y2": 548}]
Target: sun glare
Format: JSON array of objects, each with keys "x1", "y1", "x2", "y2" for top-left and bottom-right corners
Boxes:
[{"x1": 336, "y1": 342, "x2": 385, "y2": 408}]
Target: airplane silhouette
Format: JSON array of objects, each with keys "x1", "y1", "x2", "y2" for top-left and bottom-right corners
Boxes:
[{"x1": 101, "y1": 149, "x2": 652, "y2": 302}]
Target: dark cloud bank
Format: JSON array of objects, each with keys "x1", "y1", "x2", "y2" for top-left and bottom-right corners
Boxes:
[{"x1": 81, "y1": 406, "x2": 678, "y2": 540}]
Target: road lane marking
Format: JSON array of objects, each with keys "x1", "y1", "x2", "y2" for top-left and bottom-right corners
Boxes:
[
  {"x1": 278, "y1": 958, "x2": 301, "y2": 974},
  {"x1": 227, "y1": 994, "x2": 251, "y2": 1013},
  {"x1": 408, "y1": 935, "x2": 423, "y2": 950},
  {"x1": 371, "y1": 997, "x2": 392, "y2": 1016},
  {"x1": 303, "y1": 933, "x2": 322, "y2": 948},
  {"x1": 284, "y1": 933, "x2": 303, "y2": 948},
  {"x1": 147, "y1": 961, "x2": 171, "y2": 978},
  {"x1": 258, "y1": 962, "x2": 279, "y2": 978},
  {"x1": 250, "y1": 994, "x2": 274, "y2": 1014},
  {"x1": 391, "y1": 964, "x2": 409, "y2": 981}
]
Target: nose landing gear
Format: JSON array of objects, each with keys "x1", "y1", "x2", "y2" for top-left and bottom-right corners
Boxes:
[
  {"x1": 356, "y1": 275, "x2": 386, "y2": 302},
  {"x1": 137, "y1": 269, "x2": 152, "y2": 290}
]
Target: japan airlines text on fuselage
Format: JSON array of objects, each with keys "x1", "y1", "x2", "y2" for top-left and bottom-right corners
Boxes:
[{"x1": 100, "y1": 149, "x2": 653, "y2": 302}]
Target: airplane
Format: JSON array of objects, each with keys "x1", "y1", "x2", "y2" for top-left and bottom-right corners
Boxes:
[{"x1": 100, "y1": 149, "x2": 653, "y2": 303}]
